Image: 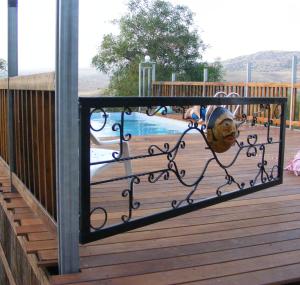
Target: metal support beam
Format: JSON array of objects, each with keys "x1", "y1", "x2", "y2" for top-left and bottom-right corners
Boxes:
[
  {"x1": 202, "y1": 68, "x2": 208, "y2": 97},
  {"x1": 138, "y1": 63, "x2": 142, "y2": 98},
  {"x1": 289, "y1": 55, "x2": 297, "y2": 129},
  {"x1": 203, "y1": 68, "x2": 208, "y2": 82},
  {"x1": 142, "y1": 67, "x2": 146, "y2": 97},
  {"x1": 245, "y1": 62, "x2": 252, "y2": 98},
  {"x1": 152, "y1": 63, "x2": 156, "y2": 82},
  {"x1": 139, "y1": 59, "x2": 156, "y2": 99},
  {"x1": 171, "y1": 73, "x2": 176, "y2": 96},
  {"x1": 244, "y1": 62, "x2": 252, "y2": 114},
  {"x1": 56, "y1": 0, "x2": 80, "y2": 274},
  {"x1": 147, "y1": 68, "x2": 151, "y2": 97},
  {"x1": 7, "y1": 0, "x2": 18, "y2": 181}
]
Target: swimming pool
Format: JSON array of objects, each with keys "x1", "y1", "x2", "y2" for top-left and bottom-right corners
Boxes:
[{"x1": 90, "y1": 112, "x2": 190, "y2": 136}]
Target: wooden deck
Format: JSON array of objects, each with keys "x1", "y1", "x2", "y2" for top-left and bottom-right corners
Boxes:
[{"x1": 1, "y1": 126, "x2": 300, "y2": 285}]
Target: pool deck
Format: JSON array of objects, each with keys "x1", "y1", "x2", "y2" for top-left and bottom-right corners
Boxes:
[{"x1": 1, "y1": 126, "x2": 300, "y2": 285}]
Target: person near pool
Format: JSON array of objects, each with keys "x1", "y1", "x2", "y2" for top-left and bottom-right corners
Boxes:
[{"x1": 184, "y1": 105, "x2": 206, "y2": 121}]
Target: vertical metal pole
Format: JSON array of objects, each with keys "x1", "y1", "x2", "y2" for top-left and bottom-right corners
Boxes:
[
  {"x1": 147, "y1": 68, "x2": 151, "y2": 97},
  {"x1": 278, "y1": 101, "x2": 286, "y2": 184},
  {"x1": 202, "y1": 68, "x2": 208, "y2": 97},
  {"x1": 152, "y1": 63, "x2": 156, "y2": 82},
  {"x1": 289, "y1": 55, "x2": 297, "y2": 129},
  {"x1": 244, "y1": 62, "x2": 252, "y2": 114},
  {"x1": 7, "y1": 0, "x2": 18, "y2": 179},
  {"x1": 138, "y1": 63, "x2": 142, "y2": 98},
  {"x1": 171, "y1": 73, "x2": 176, "y2": 97},
  {"x1": 245, "y1": 62, "x2": 252, "y2": 98},
  {"x1": 56, "y1": 0, "x2": 80, "y2": 274},
  {"x1": 171, "y1": 73, "x2": 176, "y2": 81},
  {"x1": 142, "y1": 67, "x2": 145, "y2": 97},
  {"x1": 203, "y1": 68, "x2": 208, "y2": 82},
  {"x1": 138, "y1": 63, "x2": 142, "y2": 112}
]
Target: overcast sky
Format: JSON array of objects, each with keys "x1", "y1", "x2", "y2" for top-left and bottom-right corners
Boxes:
[{"x1": 0, "y1": 0, "x2": 299, "y2": 72}]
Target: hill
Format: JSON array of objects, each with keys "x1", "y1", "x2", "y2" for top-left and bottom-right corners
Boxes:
[
  {"x1": 18, "y1": 68, "x2": 109, "y2": 95},
  {"x1": 222, "y1": 51, "x2": 300, "y2": 82},
  {"x1": 78, "y1": 68, "x2": 109, "y2": 93}
]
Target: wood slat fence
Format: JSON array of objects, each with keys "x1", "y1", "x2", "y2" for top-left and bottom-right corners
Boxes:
[
  {"x1": 0, "y1": 73, "x2": 299, "y2": 222},
  {"x1": 153, "y1": 81, "x2": 300, "y2": 126},
  {"x1": 0, "y1": 73, "x2": 56, "y2": 219}
]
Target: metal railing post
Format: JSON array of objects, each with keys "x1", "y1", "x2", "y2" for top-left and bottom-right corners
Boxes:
[
  {"x1": 171, "y1": 72, "x2": 176, "y2": 96},
  {"x1": 7, "y1": 0, "x2": 18, "y2": 180},
  {"x1": 138, "y1": 63, "x2": 142, "y2": 98},
  {"x1": 244, "y1": 62, "x2": 252, "y2": 114},
  {"x1": 147, "y1": 68, "x2": 151, "y2": 97},
  {"x1": 56, "y1": 0, "x2": 80, "y2": 274},
  {"x1": 202, "y1": 68, "x2": 208, "y2": 97},
  {"x1": 289, "y1": 55, "x2": 297, "y2": 129}
]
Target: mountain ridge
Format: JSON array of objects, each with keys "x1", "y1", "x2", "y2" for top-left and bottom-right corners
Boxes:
[
  {"x1": 221, "y1": 50, "x2": 300, "y2": 82},
  {"x1": 222, "y1": 50, "x2": 300, "y2": 72}
]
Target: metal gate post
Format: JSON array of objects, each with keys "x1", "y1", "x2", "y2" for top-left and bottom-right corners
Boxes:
[
  {"x1": 7, "y1": 0, "x2": 18, "y2": 178},
  {"x1": 55, "y1": 0, "x2": 80, "y2": 274}
]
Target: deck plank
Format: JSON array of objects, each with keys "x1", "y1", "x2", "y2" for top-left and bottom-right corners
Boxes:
[
  {"x1": 1, "y1": 125, "x2": 300, "y2": 285},
  {"x1": 48, "y1": 127, "x2": 300, "y2": 284}
]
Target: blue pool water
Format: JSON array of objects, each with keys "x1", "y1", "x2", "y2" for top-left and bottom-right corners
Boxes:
[{"x1": 91, "y1": 112, "x2": 189, "y2": 137}]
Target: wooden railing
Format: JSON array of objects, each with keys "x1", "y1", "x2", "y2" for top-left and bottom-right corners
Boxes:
[
  {"x1": 0, "y1": 83, "x2": 9, "y2": 164},
  {"x1": 0, "y1": 73, "x2": 56, "y2": 220},
  {"x1": 152, "y1": 81, "x2": 300, "y2": 126},
  {"x1": 0, "y1": 75, "x2": 299, "y2": 223}
]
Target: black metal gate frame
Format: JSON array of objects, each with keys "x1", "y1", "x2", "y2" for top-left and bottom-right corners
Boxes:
[{"x1": 79, "y1": 96, "x2": 286, "y2": 244}]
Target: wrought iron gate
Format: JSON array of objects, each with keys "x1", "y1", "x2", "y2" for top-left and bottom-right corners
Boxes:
[{"x1": 79, "y1": 96, "x2": 286, "y2": 244}]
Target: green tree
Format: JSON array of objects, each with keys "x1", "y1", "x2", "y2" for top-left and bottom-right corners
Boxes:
[
  {"x1": 177, "y1": 59, "x2": 224, "y2": 82},
  {"x1": 92, "y1": 0, "x2": 222, "y2": 96}
]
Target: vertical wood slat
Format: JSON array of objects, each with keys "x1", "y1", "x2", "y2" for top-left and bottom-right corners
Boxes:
[
  {"x1": 43, "y1": 91, "x2": 54, "y2": 215},
  {"x1": 36, "y1": 91, "x2": 46, "y2": 206},
  {"x1": 0, "y1": 92, "x2": 2, "y2": 158},
  {"x1": 22, "y1": 91, "x2": 29, "y2": 188},
  {"x1": 0, "y1": 90, "x2": 7, "y2": 162},
  {"x1": 32, "y1": 91, "x2": 40, "y2": 201},
  {"x1": 18, "y1": 90, "x2": 24, "y2": 182},
  {"x1": 41, "y1": 92, "x2": 48, "y2": 211},
  {"x1": 29, "y1": 91, "x2": 37, "y2": 197},
  {"x1": 49, "y1": 92, "x2": 56, "y2": 217},
  {"x1": 15, "y1": 90, "x2": 20, "y2": 178},
  {"x1": 25, "y1": 91, "x2": 33, "y2": 193},
  {"x1": 1, "y1": 90, "x2": 6, "y2": 161},
  {"x1": 5, "y1": 90, "x2": 8, "y2": 162},
  {"x1": 0, "y1": 91, "x2": 2, "y2": 159},
  {"x1": 15, "y1": 90, "x2": 21, "y2": 178},
  {"x1": 12, "y1": 90, "x2": 17, "y2": 173}
]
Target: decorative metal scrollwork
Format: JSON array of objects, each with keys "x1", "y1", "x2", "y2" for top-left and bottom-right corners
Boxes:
[
  {"x1": 90, "y1": 108, "x2": 108, "y2": 132},
  {"x1": 89, "y1": 207, "x2": 108, "y2": 230},
  {"x1": 121, "y1": 176, "x2": 141, "y2": 223},
  {"x1": 84, "y1": 96, "x2": 284, "y2": 235}
]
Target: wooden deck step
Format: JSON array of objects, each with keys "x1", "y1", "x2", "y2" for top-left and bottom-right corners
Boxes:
[
  {"x1": 16, "y1": 224, "x2": 49, "y2": 235},
  {"x1": 25, "y1": 240, "x2": 57, "y2": 254}
]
